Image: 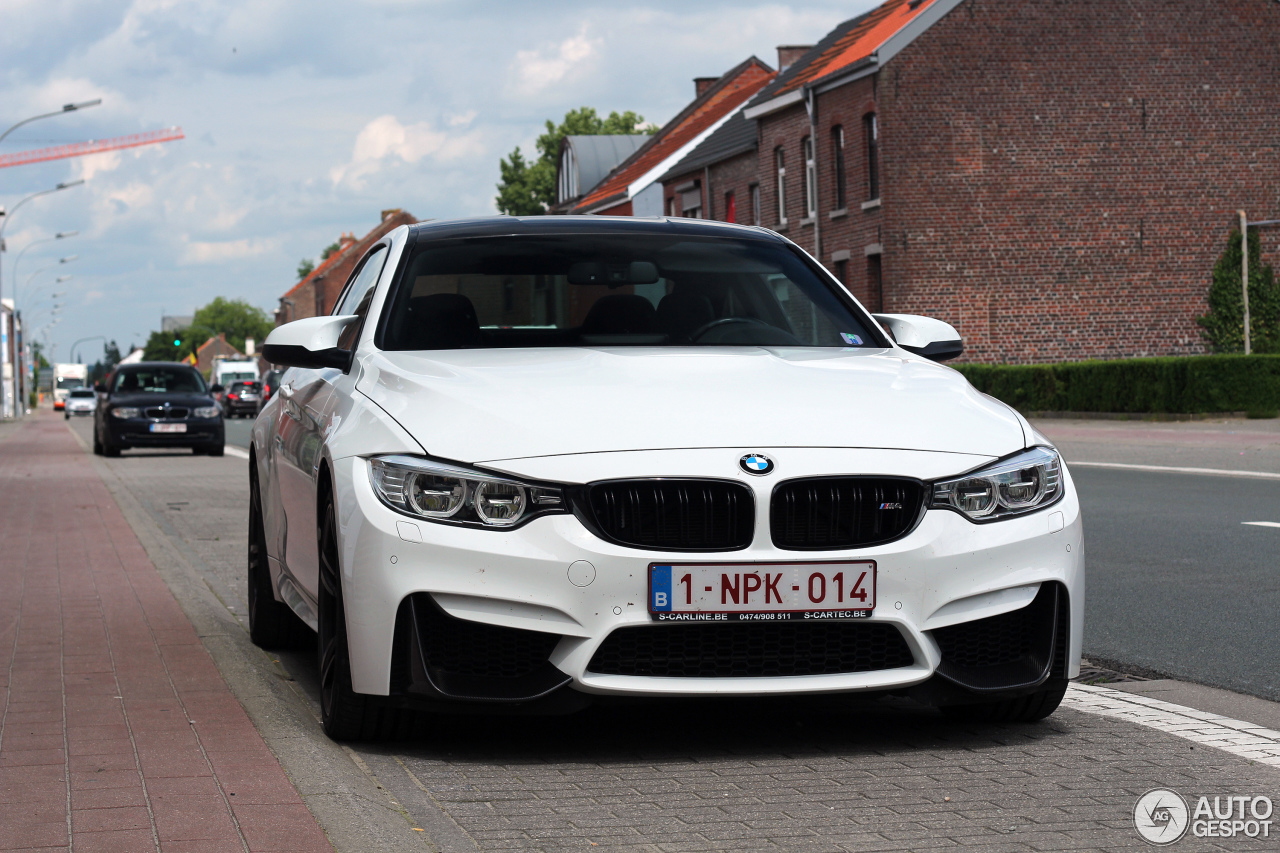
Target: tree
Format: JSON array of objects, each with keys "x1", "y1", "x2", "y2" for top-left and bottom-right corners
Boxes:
[
  {"x1": 320, "y1": 241, "x2": 341, "y2": 261},
  {"x1": 187, "y1": 297, "x2": 274, "y2": 354},
  {"x1": 495, "y1": 107, "x2": 655, "y2": 215},
  {"x1": 88, "y1": 340, "x2": 122, "y2": 383},
  {"x1": 297, "y1": 259, "x2": 315, "y2": 281},
  {"x1": 1197, "y1": 229, "x2": 1280, "y2": 353},
  {"x1": 142, "y1": 329, "x2": 188, "y2": 362}
]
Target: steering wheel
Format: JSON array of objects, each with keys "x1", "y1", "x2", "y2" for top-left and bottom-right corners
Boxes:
[{"x1": 686, "y1": 316, "x2": 803, "y2": 346}]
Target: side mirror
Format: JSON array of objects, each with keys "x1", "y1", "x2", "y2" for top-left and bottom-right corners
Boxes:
[
  {"x1": 872, "y1": 314, "x2": 964, "y2": 362},
  {"x1": 262, "y1": 315, "x2": 358, "y2": 370}
]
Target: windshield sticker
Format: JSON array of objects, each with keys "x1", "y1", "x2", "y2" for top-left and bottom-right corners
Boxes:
[{"x1": 840, "y1": 333, "x2": 863, "y2": 345}]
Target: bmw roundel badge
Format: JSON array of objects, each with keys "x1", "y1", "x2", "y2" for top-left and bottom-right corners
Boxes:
[{"x1": 739, "y1": 453, "x2": 775, "y2": 476}]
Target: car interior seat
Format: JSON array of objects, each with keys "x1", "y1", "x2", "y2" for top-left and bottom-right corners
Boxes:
[
  {"x1": 580, "y1": 294, "x2": 658, "y2": 335},
  {"x1": 403, "y1": 293, "x2": 483, "y2": 349},
  {"x1": 656, "y1": 292, "x2": 716, "y2": 341}
]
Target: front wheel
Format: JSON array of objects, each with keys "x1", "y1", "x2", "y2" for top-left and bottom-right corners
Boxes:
[
  {"x1": 317, "y1": 495, "x2": 409, "y2": 741},
  {"x1": 207, "y1": 442, "x2": 225, "y2": 457},
  {"x1": 942, "y1": 680, "x2": 1068, "y2": 723},
  {"x1": 247, "y1": 466, "x2": 306, "y2": 649},
  {"x1": 93, "y1": 429, "x2": 103, "y2": 455}
]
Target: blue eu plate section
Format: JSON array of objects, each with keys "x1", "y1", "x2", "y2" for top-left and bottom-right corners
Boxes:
[{"x1": 650, "y1": 565, "x2": 673, "y2": 612}]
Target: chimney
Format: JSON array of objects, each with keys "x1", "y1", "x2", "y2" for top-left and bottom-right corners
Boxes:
[
  {"x1": 339, "y1": 231, "x2": 356, "y2": 251},
  {"x1": 776, "y1": 45, "x2": 812, "y2": 72},
  {"x1": 694, "y1": 77, "x2": 718, "y2": 97}
]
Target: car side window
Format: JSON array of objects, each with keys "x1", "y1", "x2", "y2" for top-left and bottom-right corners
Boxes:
[{"x1": 334, "y1": 246, "x2": 388, "y2": 317}]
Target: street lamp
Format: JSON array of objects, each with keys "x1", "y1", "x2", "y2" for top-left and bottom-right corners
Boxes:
[
  {"x1": 0, "y1": 99, "x2": 101, "y2": 145},
  {"x1": 10, "y1": 230, "x2": 77, "y2": 293},
  {"x1": 17, "y1": 257, "x2": 77, "y2": 303},
  {"x1": 0, "y1": 179, "x2": 86, "y2": 300}
]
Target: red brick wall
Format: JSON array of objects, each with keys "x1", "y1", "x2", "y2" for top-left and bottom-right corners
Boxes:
[
  {"x1": 662, "y1": 150, "x2": 761, "y2": 224},
  {"x1": 277, "y1": 210, "x2": 417, "y2": 324},
  {"x1": 877, "y1": 0, "x2": 1280, "y2": 363}
]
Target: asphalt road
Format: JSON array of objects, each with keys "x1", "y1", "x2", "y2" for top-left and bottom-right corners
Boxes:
[
  {"x1": 224, "y1": 414, "x2": 255, "y2": 449},
  {"x1": 1072, "y1": 465, "x2": 1280, "y2": 700},
  {"x1": 149, "y1": 415, "x2": 1280, "y2": 701}
]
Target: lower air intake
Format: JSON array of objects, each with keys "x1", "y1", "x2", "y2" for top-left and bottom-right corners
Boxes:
[{"x1": 587, "y1": 621, "x2": 915, "y2": 678}]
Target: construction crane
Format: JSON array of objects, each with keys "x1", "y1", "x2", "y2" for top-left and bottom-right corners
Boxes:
[{"x1": 0, "y1": 127, "x2": 184, "y2": 170}]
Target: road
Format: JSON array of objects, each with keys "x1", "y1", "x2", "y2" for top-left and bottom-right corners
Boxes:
[{"x1": 55, "y1": 414, "x2": 1280, "y2": 851}]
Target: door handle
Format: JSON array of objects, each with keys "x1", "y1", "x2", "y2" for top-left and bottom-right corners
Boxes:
[{"x1": 278, "y1": 383, "x2": 294, "y2": 399}]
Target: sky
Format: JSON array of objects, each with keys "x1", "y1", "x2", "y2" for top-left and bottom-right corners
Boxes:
[{"x1": 1, "y1": 0, "x2": 880, "y2": 365}]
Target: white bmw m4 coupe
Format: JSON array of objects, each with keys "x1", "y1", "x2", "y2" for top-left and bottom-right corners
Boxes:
[{"x1": 252, "y1": 216, "x2": 1083, "y2": 740}]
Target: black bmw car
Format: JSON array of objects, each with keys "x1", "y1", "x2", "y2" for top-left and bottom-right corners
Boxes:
[{"x1": 93, "y1": 362, "x2": 225, "y2": 456}]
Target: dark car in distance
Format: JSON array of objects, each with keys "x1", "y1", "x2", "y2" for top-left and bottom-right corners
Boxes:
[
  {"x1": 260, "y1": 369, "x2": 283, "y2": 404},
  {"x1": 93, "y1": 363, "x2": 225, "y2": 457},
  {"x1": 221, "y1": 380, "x2": 261, "y2": 418}
]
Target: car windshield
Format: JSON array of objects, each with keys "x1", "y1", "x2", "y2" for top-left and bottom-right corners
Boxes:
[
  {"x1": 380, "y1": 233, "x2": 879, "y2": 350},
  {"x1": 113, "y1": 367, "x2": 206, "y2": 394},
  {"x1": 55, "y1": 377, "x2": 84, "y2": 390},
  {"x1": 69, "y1": 390, "x2": 95, "y2": 398}
]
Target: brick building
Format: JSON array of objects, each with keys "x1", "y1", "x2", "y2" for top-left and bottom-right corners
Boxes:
[
  {"x1": 569, "y1": 57, "x2": 776, "y2": 217},
  {"x1": 277, "y1": 209, "x2": 417, "y2": 324},
  {"x1": 661, "y1": 0, "x2": 1280, "y2": 363}
]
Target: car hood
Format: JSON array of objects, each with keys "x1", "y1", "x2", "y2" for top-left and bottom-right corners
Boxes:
[{"x1": 358, "y1": 347, "x2": 1026, "y2": 463}]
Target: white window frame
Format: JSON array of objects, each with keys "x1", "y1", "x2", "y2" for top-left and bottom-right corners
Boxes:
[
  {"x1": 803, "y1": 136, "x2": 817, "y2": 219},
  {"x1": 775, "y1": 148, "x2": 787, "y2": 225}
]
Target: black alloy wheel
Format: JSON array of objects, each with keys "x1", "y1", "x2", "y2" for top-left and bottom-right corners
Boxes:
[
  {"x1": 247, "y1": 465, "x2": 305, "y2": 649},
  {"x1": 316, "y1": 494, "x2": 410, "y2": 741}
]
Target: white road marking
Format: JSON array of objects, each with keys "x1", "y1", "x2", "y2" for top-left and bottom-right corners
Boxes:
[
  {"x1": 1064, "y1": 683, "x2": 1280, "y2": 767},
  {"x1": 1242, "y1": 521, "x2": 1280, "y2": 528},
  {"x1": 223, "y1": 445, "x2": 250, "y2": 460},
  {"x1": 1070, "y1": 460, "x2": 1280, "y2": 480}
]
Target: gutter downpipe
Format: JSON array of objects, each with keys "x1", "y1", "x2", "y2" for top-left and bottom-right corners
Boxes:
[
  {"x1": 806, "y1": 86, "x2": 821, "y2": 263},
  {"x1": 1239, "y1": 210, "x2": 1251, "y2": 355}
]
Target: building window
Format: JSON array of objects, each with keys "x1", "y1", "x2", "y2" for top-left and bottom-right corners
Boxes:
[
  {"x1": 724, "y1": 191, "x2": 736, "y2": 223},
  {"x1": 680, "y1": 185, "x2": 702, "y2": 218},
  {"x1": 750, "y1": 184, "x2": 761, "y2": 226},
  {"x1": 831, "y1": 126, "x2": 846, "y2": 210},
  {"x1": 866, "y1": 254, "x2": 883, "y2": 313},
  {"x1": 803, "y1": 136, "x2": 817, "y2": 219},
  {"x1": 667, "y1": 197, "x2": 677, "y2": 217},
  {"x1": 834, "y1": 259, "x2": 848, "y2": 286},
  {"x1": 775, "y1": 148, "x2": 787, "y2": 225},
  {"x1": 864, "y1": 113, "x2": 879, "y2": 201}
]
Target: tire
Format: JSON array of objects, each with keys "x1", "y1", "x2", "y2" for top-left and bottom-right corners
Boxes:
[
  {"x1": 207, "y1": 443, "x2": 225, "y2": 457},
  {"x1": 103, "y1": 440, "x2": 122, "y2": 457},
  {"x1": 317, "y1": 495, "x2": 409, "y2": 741},
  {"x1": 942, "y1": 680, "x2": 1068, "y2": 724},
  {"x1": 93, "y1": 430, "x2": 103, "y2": 456},
  {"x1": 65, "y1": 413, "x2": 70, "y2": 420},
  {"x1": 248, "y1": 465, "x2": 307, "y2": 649}
]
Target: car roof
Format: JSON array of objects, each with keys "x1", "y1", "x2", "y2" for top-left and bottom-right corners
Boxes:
[
  {"x1": 405, "y1": 215, "x2": 786, "y2": 243},
  {"x1": 118, "y1": 362, "x2": 201, "y2": 370}
]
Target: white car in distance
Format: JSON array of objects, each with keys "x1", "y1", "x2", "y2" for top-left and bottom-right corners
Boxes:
[{"x1": 252, "y1": 217, "x2": 1083, "y2": 740}]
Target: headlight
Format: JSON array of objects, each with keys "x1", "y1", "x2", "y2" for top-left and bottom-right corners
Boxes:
[
  {"x1": 931, "y1": 446, "x2": 1063, "y2": 522},
  {"x1": 194, "y1": 406, "x2": 220, "y2": 418},
  {"x1": 369, "y1": 456, "x2": 567, "y2": 529},
  {"x1": 110, "y1": 407, "x2": 140, "y2": 419}
]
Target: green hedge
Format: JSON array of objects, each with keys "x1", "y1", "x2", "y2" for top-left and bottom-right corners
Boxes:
[{"x1": 953, "y1": 355, "x2": 1280, "y2": 415}]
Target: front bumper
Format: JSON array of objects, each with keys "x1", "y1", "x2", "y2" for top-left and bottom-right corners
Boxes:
[
  {"x1": 328, "y1": 451, "x2": 1084, "y2": 704},
  {"x1": 106, "y1": 416, "x2": 225, "y2": 447}
]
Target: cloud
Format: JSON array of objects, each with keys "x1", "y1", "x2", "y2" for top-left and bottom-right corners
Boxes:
[
  {"x1": 181, "y1": 235, "x2": 279, "y2": 264},
  {"x1": 329, "y1": 114, "x2": 479, "y2": 189},
  {"x1": 510, "y1": 27, "x2": 601, "y2": 95}
]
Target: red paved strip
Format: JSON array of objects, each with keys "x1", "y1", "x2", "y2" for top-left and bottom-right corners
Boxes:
[{"x1": 0, "y1": 414, "x2": 333, "y2": 853}]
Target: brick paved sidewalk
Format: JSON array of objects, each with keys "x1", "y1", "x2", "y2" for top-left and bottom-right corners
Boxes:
[{"x1": 0, "y1": 414, "x2": 333, "y2": 853}]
